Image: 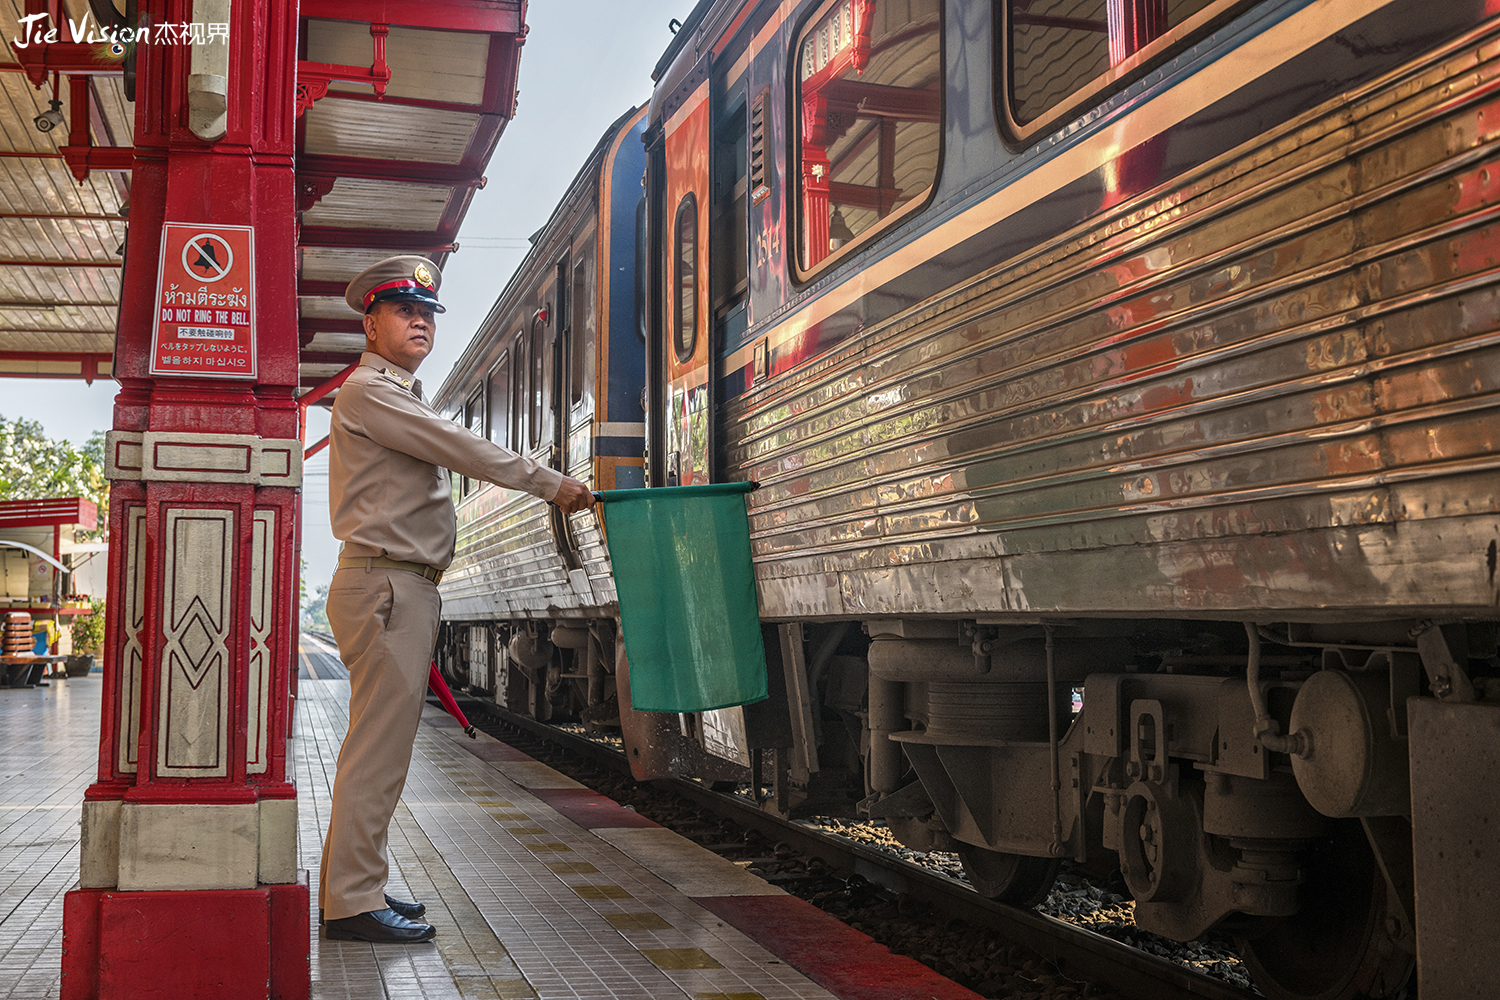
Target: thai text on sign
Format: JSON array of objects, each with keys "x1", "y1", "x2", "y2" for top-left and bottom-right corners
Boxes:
[{"x1": 149, "y1": 223, "x2": 257, "y2": 378}]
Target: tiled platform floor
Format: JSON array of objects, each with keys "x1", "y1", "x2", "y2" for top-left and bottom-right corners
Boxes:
[
  {"x1": 0, "y1": 679, "x2": 99, "y2": 999},
  {"x1": 0, "y1": 665, "x2": 859, "y2": 1000}
]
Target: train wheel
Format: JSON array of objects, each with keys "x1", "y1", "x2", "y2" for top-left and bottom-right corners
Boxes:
[
  {"x1": 1236, "y1": 822, "x2": 1413, "y2": 1000},
  {"x1": 957, "y1": 845, "x2": 1060, "y2": 908}
]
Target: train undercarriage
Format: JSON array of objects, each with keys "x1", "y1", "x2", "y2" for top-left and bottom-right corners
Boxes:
[{"x1": 438, "y1": 613, "x2": 1499, "y2": 1000}]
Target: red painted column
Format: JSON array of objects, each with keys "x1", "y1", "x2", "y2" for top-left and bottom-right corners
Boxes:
[
  {"x1": 62, "y1": 3, "x2": 308, "y2": 998},
  {"x1": 800, "y1": 92, "x2": 832, "y2": 270}
]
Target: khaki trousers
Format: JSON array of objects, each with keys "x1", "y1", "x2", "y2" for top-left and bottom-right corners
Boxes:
[{"x1": 319, "y1": 564, "x2": 441, "y2": 921}]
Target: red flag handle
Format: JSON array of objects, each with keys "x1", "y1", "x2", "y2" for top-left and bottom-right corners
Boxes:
[{"x1": 428, "y1": 661, "x2": 477, "y2": 738}]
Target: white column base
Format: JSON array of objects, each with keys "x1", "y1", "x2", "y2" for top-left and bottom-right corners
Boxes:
[
  {"x1": 117, "y1": 802, "x2": 259, "y2": 891},
  {"x1": 257, "y1": 798, "x2": 298, "y2": 884},
  {"x1": 79, "y1": 799, "x2": 122, "y2": 889}
]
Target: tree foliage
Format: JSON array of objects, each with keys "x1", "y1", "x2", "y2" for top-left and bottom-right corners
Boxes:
[
  {"x1": 0, "y1": 415, "x2": 109, "y2": 538},
  {"x1": 302, "y1": 582, "x2": 330, "y2": 632}
]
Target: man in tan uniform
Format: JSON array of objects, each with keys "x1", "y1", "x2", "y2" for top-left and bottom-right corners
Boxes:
[{"x1": 320, "y1": 255, "x2": 594, "y2": 943}]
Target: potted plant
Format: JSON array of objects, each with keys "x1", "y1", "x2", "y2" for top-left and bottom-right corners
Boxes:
[{"x1": 67, "y1": 600, "x2": 103, "y2": 677}]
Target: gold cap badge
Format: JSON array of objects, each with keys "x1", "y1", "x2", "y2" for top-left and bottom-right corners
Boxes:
[{"x1": 413, "y1": 263, "x2": 435, "y2": 289}]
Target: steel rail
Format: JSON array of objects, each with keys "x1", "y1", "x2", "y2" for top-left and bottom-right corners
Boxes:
[{"x1": 465, "y1": 698, "x2": 1257, "y2": 1000}]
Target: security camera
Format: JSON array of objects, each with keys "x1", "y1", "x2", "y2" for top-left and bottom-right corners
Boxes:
[{"x1": 33, "y1": 99, "x2": 64, "y2": 133}]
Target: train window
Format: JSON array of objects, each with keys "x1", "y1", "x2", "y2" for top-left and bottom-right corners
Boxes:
[
  {"x1": 570, "y1": 258, "x2": 591, "y2": 406},
  {"x1": 673, "y1": 194, "x2": 698, "y2": 363},
  {"x1": 462, "y1": 388, "x2": 483, "y2": 496},
  {"x1": 466, "y1": 387, "x2": 483, "y2": 437},
  {"x1": 449, "y1": 409, "x2": 463, "y2": 504},
  {"x1": 510, "y1": 332, "x2": 525, "y2": 452},
  {"x1": 795, "y1": 0, "x2": 941, "y2": 274},
  {"x1": 635, "y1": 194, "x2": 649, "y2": 343},
  {"x1": 529, "y1": 313, "x2": 547, "y2": 449},
  {"x1": 1003, "y1": 0, "x2": 1234, "y2": 135},
  {"x1": 487, "y1": 352, "x2": 510, "y2": 450}
]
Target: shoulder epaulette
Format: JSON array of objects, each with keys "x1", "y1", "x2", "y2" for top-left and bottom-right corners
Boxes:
[{"x1": 378, "y1": 368, "x2": 414, "y2": 391}]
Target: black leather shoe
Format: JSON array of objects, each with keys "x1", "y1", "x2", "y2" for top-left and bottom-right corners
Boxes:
[
  {"x1": 324, "y1": 908, "x2": 435, "y2": 943},
  {"x1": 383, "y1": 894, "x2": 425, "y2": 920},
  {"x1": 319, "y1": 894, "x2": 424, "y2": 925}
]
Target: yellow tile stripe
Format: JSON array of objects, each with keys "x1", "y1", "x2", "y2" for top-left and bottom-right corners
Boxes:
[
  {"x1": 605, "y1": 913, "x2": 672, "y2": 931},
  {"x1": 643, "y1": 948, "x2": 724, "y2": 971},
  {"x1": 571, "y1": 885, "x2": 633, "y2": 900}
]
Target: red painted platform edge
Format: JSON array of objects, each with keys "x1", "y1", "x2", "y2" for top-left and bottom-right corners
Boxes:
[
  {"x1": 531, "y1": 787, "x2": 662, "y2": 829},
  {"x1": 62, "y1": 878, "x2": 310, "y2": 1000},
  {"x1": 694, "y1": 893, "x2": 985, "y2": 1000}
]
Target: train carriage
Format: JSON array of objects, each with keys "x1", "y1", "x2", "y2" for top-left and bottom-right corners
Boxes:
[{"x1": 435, "y1": 2, "x2": 1500, "y2": 996}]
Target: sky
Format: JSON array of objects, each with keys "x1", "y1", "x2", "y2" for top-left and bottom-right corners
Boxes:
[{"x1": 0, "y1": 0, "x2": 696, "y2": 595}]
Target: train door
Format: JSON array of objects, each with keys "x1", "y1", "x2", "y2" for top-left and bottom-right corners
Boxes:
[
  {"x1": 550, "y1": 226, "x2": 598, "y2": 589},
  {"x1": 523, "y1": 265, "x2": 575, "y2": 579},
  {"x1": 595, "y1": 106, "x2": 649, "y2": 491},
  {"x1": 711, "y1": 81, "x2": 749, "y2": 359},
  {"x1": 654, "y1": 76, "x2": 714, "y2": 486}
]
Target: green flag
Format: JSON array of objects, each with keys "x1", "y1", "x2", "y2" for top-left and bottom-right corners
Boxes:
[{"x1": 597, "y1": 482, "x2": 768, "y2": 713}]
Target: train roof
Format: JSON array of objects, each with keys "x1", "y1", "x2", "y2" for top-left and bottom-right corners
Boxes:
[
  {"x1": 647, "y1": 0, "x2": 756, "y2": 133},
  {"x1": 651, "y1": 0, "x2": 716, "y2": 82}
]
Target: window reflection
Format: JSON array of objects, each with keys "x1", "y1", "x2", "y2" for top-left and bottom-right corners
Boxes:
[
  {"x1": 1009, "y1": 0, "x2": 1216, "y2": 125},
  {"x1": 797, "y1": 0, "x2": 942, "y2": 271}
]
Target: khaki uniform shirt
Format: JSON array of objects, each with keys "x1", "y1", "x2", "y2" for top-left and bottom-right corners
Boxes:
[{"x1": 328, "y1": 351, "x2": 565, "y2": 570}]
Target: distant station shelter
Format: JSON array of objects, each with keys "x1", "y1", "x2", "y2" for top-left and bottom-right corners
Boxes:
[{"x1": 0, "y1": 496, "x2": 102, "y2": 647}]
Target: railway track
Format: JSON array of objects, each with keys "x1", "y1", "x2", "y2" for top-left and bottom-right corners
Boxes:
[{"x1": 457, "y1": 696, "x2": 1259, "y2": 1000}]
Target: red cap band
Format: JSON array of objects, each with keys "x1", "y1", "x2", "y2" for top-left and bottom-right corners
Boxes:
[{"x1": 363, "y1": 278, "x2": 426, "y2": 309}]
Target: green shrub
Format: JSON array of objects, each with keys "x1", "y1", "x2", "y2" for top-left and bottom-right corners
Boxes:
[{"x1": 73, "y1": 600, "x2": 105, "y2": 656}]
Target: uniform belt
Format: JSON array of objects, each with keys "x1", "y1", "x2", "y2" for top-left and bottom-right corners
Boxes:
[{"x1": 338, "y1": 555, "x2": 444, "y2": 585}]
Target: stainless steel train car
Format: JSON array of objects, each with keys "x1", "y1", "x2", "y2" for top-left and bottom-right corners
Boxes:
[
  {"x1": 434, "y1": 106, "x2": 648, "y2": 715},
  {"x1": 434, "y1": 2, "x2": 1500, "y2": 996}
]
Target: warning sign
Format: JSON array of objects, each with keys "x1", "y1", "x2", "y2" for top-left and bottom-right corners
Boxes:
[{"x1": 148, "y1": 222, "x2": 256, "y2": 378}]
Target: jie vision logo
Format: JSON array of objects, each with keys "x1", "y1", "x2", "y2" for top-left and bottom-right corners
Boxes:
[{"x1": 11, "y1": 11, "x2": 229, "y2": 50}]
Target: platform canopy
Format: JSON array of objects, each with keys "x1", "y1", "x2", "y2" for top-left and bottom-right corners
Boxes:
[{"x1": 0, "y1": 0, "x2": 526, "y2": 391}]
